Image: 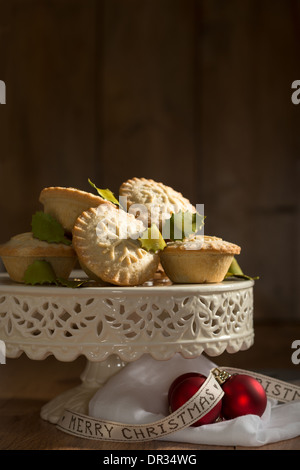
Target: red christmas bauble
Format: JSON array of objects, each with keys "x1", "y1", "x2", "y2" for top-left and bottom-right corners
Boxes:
[
  {"x1": 169, "y1": 376, "x2": 222, "y2": 426},
  {"x1": 167, "y1": 372, "x2": 205, "y2": 402},
  {"x1": 221, "y1": 374, "x2": 267, "y2": 420}
]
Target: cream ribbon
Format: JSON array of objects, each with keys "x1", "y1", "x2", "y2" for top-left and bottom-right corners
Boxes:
[{"x1": 57, "y1": 367, "x2": 300, "y2": 442}]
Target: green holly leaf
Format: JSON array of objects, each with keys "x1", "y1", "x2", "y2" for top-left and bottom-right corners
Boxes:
[
  {"x1": 225, "y1": 258, "x2": 259, "y2": 281},
  {"x1": 88, "y1": 179, "x2": 120, "y2": 206},
  {"x1": 139, "y1": 224, "x2": 166, "y2": 252},
  {"x1": 162, "y1": 210, "x2": 205, "y2": 241},
  {"x1": 23, "y1": 260, "x2": 57, "y2": 285},
  {"x1": 31, "y1": 211, "x2": 71, "y2": 245}
]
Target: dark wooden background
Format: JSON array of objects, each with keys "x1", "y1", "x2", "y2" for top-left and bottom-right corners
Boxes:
[{"x1": 0, "y1": 0, "x2": 299, "y2": 322}]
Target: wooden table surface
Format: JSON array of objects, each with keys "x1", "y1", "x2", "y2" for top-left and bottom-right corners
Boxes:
[{"x1": 1, "y1": 323, "x2": 300, "y2": 451}]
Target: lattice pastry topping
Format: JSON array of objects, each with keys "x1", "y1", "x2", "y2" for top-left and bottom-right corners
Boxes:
[{"x1": 72, "y1": 202, "x2": 160, "y2": 286}]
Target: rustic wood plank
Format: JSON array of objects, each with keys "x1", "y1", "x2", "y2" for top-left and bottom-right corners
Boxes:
[
  {"x1": 0, "y1": 0, "x2": 299, "y2": 321},
  {"x1": 95, "y1": 0, "x2": 198, "y2": 203},
  {"x1": 217, "y1": 323, "x2": 300, "y2": 375},
  {"x1": 197, "y1": 0, "x2": 300, "y2": 320},
  {"x1": 0, "y1": 0, "x2": 97, "y2": 246}
]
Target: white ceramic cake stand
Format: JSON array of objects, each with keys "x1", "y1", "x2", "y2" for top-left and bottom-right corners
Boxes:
[{"x1": 0, "y1": 272, "x2": 254, "y2": 424}]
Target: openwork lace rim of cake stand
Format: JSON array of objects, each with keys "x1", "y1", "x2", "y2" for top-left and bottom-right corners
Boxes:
[{"x1": 0, "y1": 273, "x2": 254, "y2": 362}]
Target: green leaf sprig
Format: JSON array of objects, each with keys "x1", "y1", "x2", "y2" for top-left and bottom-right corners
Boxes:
[
  {"x1": 88, "y1": 178, "x2": 120, "y2": 206},
  {"x1": 225, "y1": 258, "x2": 259, "y2": 281},
  {"x1": 23, "y1": 260, "x2": 57, "y2": 285},
  {"x1": 31, "y1": 211, "x2": 71, "y2": 245},
  {"x1": 23, "y1": 260, "x2": 90, "y2": 288},
  {"x1": 138, "y1": 224, "x2": 166, "y2": 253}
]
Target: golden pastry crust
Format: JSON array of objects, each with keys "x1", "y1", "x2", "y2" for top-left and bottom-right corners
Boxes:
[
  {"x1": 119, "y1": 177, "x2": 196, "y2": 228},
  {"x1": 39, "y1": 187, "x2": 104, "y2": 206},
  {"x1": 0, "y1": 232, "x2": 76, "y2": 257},
  {"x1": 164, "y1": 235, "x2": 241, "y2": 255},
  {"x1": 159, "y1": 235, "x2": 241, "y2": 284},
  {"x1": 72, "y1": 203, "x2": 160, "y2": 286},
  {"x1": 39, "y1": 187, "x2": 106, "y2": 232},
  {"x1": 0, "y1": 232, "x2": 77, "y2": 283}
]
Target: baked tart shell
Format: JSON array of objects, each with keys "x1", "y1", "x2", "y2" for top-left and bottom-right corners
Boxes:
[
  {"x1": 160, "y1": 236, "x2": 241, "y2": 284},
  {"x1": 0, "y1": 232, "x2": 77, "y2": 283},
  {"x1": 39, "y1": 187, "x2": 105, "y2": 233}
]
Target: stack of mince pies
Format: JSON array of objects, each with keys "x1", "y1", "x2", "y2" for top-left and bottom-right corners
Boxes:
[{"x1": 0, "y1": 178, "x2": 241, "y2": 286}]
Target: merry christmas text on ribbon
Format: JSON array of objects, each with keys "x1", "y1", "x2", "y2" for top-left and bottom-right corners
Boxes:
[
  {"x1": 57, "y1": 371, "x2": 223, "y2": 442},
  {"x1": 57, "y1": 367, "x2": 300, "y2": 442}
]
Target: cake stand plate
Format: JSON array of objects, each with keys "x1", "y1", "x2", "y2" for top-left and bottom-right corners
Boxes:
[{"x1": 0, "y1": 272, "x2": 254, "y2": 424}]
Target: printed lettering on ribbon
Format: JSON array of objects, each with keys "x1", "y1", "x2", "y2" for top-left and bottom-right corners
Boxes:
[
  {"x1": 221, "y1": 367, "x2": 300, "y2": 403},
  {"x1": 56, "y1": 366, "x2": 300, "y2": 442},
  {"x1": 57, "y1": 371, "x2": 224, "y2": 442}
]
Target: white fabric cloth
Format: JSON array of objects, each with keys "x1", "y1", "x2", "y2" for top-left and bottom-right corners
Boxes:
[{"x1": 89, "y1": 354, "x2": 300, "y2": 447}]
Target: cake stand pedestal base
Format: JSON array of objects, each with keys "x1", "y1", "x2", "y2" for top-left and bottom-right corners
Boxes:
[
  {"x1": 40, "y1": 355, "x2": 126, "y2": 424},
  {"x1": 0, "y1": 273, "x2": 255, "y2": 425}
]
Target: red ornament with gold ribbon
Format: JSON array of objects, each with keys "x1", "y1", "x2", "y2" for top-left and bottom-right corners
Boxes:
[
  {"x1": 212, "y1": 368, "x2": 267, "y2": 420},
  {"x1": 167, "y1": 368, "x2": 268, "y2": 426}
]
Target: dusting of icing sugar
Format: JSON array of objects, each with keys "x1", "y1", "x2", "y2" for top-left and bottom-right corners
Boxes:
[
  {"x1": 167, "y1": 235, "x2": 204, "y2": 250},
  {"x1": 166, "y1": 235, "x2": 240, "y2": 254}
]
